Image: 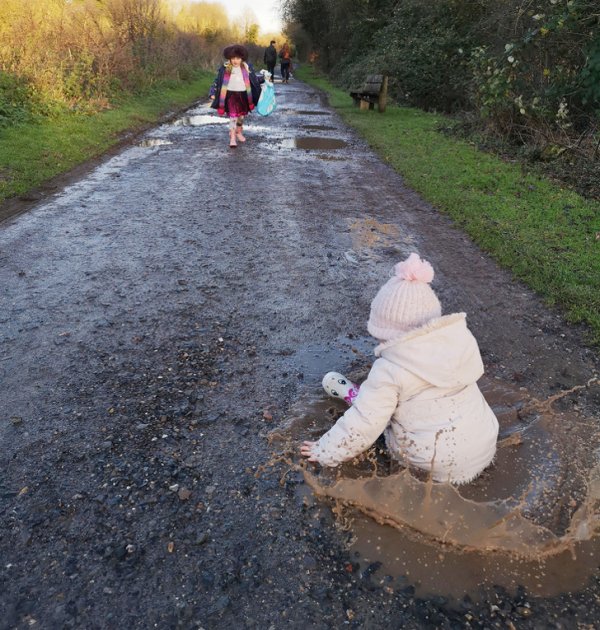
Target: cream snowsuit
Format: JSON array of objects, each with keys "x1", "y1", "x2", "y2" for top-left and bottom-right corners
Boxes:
[{"x1": 312, "y1": 313, "x2": 499, "y2": 484}]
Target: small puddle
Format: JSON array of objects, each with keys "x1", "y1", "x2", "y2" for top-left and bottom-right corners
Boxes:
[
  {"x1": 270, "y1": 372, "x2": 600, "y2": 600},
  {"x1": 282, "y1": 137, "x2": 348, "y2": 150},
  {"x1": 283, "y1": 336, "x2": 373, "y2": 382},
  {"x1": 316, "y1": 154, "x2": 346, "y2": 162},
  {"x1": 139, "y1": 138, "x2": 173, "y2": 148},
  {"x1": 301, "y1": 125, "x2": 337, "y2": 131},
  {"x1": 279, "y1": 109, "x2": 332, "y2": 116},
  {"x1": 172, "y1": 114, "x2": 228, "y2": 126}
]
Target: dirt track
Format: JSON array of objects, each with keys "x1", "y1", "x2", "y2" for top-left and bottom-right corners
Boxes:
[{"x1": 1, "y1": 80, "x2": 599, "y2": 628}]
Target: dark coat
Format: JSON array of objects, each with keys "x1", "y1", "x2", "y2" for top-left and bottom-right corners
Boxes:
[
  {"x1": 264, "y1": 45, "x2": 277, "y2": 65},
  {"x1": 209, "y1": 63, "x2": 263, "y2": 110}
]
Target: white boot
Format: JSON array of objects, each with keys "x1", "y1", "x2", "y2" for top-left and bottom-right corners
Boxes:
[{"x1": 322, "y1": 372, "x2": 360, "y2": 405}]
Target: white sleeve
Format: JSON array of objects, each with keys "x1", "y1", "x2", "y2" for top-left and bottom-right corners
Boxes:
[{"x1": 312, "y1": 360, "x2": 399, "y2": 466}]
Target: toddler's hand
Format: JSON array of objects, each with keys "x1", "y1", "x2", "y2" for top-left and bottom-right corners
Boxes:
[
  {"x1": 301, "y1": 441, "x2": 319, "y2": 462},
  {"x1": 209, "y1": 95, "x2": 215, "y2": 100}
]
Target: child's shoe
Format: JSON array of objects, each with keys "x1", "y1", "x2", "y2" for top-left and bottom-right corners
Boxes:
[
  {"x1": 229, "y1": 130, "x2": 237, "y2": 148},
  {"x1": 236, "y1": 125, "x2": 246, "y2": 142},
  {"x1": 322, "y1": 372, "x2": 360, "y2": 405}
]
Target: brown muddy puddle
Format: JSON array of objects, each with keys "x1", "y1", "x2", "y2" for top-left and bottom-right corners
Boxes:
[
  {"x1": 281, "y1": 137, "x2": 348, "y2": 150},
  {"x1": 344, "y1": 216, "x2": 415, "y2": 262},
  {"x1": 270, "y1": 373, "x2": 600, "y2": 600}
]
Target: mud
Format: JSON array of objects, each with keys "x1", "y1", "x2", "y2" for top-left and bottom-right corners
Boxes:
[
  {"x1": 272, "y1": 377, "x2": 600, "y2": 600},
  {"x1": 1, "y1": 81, "x2": 600, "y2": 628}
]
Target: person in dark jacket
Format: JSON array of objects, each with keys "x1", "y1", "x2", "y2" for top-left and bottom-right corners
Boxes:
[
  {"x1": 209, "y1": 44, "x2": 264, "y2": 148},
  {"x1": 279, "y1": 43, "x2": 292, "y2": 83},
  {"x1": 263, "y1": 40, "x2": 277, "y2": 81}
]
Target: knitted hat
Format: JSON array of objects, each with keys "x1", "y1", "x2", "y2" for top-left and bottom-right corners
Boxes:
[
  {"x1": 367, "y1": 253, "x2": 442, "y2": 340},
  {"x1": 223, "y1": 44, "x2": 248, "y2": 61}
]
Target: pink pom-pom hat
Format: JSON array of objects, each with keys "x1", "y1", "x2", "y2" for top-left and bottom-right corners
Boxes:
[
  {"x1": 367, "y1": 253, "x2": 442, "y2": 340},
  {"x1": 394, "y1": 252, "x2": 435, "y2": 283}
]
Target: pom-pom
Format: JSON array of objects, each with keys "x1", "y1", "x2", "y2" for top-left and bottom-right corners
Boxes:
[
  {"x1": 394, "y1": 253, "x2": 434, "y2": 283},
  {"x1": 217, "y1": 107, "x2": 225, "y2": 116}
]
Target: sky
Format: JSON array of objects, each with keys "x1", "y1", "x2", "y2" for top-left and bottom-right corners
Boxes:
[{"x1": 224, "y1": 0, "x2": 283, "y2": 34}]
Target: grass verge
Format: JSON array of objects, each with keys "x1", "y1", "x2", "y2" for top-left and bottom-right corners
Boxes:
[
  {"x1": 0, "y1": 72, "x2": 213, "y2": 203},
  {"x1": 297, "y1": 65, "x2": 600, "y2": 344}
]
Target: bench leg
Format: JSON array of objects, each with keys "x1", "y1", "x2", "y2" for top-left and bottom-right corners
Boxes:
[
  {"x1": 378, "y1": 76, "x2": 388, "y2": 113},
  {"x1": 359, "y1": 99, "x2": 370, "y2": 111}
]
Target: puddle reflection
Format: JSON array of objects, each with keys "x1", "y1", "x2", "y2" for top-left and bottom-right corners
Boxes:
[
  {"x1": 172, "y1": 114, "x2": 228, "y2": 126},
  {"x1": 139, "y1": 138, "x2": 173, "y2": 148},
  {"x1": 279, "y1": 109, "x2": 332, "y2": 116},
  {"x1": 281, "y1": 137, "x2": 348, "y2": 150}
]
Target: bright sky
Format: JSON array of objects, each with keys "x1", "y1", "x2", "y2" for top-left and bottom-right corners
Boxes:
[{"x1": 224, "y1": 0, "x2": 283, "y2": 34}]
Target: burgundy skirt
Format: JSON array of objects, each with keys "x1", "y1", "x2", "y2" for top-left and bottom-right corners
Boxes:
[{"x1": 225, "y1": 91, "x2": 250, "y2": 118}]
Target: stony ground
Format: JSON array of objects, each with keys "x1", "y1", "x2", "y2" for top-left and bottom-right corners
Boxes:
[{"x1": 1, "y1": 81, "x2": 599, "y2": 629}]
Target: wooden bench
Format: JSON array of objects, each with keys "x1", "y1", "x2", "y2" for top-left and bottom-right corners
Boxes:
[{"x1": 350, "y1": 74, "x2": 388, "y2": 113}]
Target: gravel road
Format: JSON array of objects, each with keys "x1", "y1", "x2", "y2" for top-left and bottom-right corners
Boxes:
[{"x1": 1, "y1": 80, "x2": 599, "y2": 628}]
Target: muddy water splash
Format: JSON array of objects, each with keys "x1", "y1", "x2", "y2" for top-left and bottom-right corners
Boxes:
[{"x1": 270, "y1": 377, "x2": 600, "y2": 598}]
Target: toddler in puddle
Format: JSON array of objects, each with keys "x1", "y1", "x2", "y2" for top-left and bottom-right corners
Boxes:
[{"x1": 301, "y1": 253, "x2": 499, "y2": 484}]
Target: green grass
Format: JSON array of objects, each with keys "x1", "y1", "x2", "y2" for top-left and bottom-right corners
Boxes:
[
  {"x1": 297, "y1": 65, "x2": 600, "y2": 343},
  {"x1": 0, "y1": 72, "x2": 213, "y2": 203}
]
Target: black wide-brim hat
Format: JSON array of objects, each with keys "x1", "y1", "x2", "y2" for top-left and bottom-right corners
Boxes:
[{"x1": 223, "y1": 44, "x2": 248, "y2": 61}]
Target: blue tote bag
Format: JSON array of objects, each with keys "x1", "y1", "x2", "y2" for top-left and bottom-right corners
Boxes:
[{"x1": 257, "y1": 81, "x2": 276, "y2": 116}]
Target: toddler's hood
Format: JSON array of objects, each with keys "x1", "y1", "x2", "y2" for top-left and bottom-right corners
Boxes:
[{"x1": 374, "y1": 313, "x2": 484, "y2": 388}]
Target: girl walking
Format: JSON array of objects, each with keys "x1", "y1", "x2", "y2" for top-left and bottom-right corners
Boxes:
[
  {"x1": 209, "y1": 44, "x2": 263, "y2": 148},
  {"x1": 301, "y1": 253, "x2": 499, "y2": 485}
]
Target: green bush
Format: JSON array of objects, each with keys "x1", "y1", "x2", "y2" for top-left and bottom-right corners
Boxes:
[
  {"x1": 285, "y1": 0, "x2": 599, "y2": 147},
  {"x1": 0, "y1": 72, "x2": 48, "y2": 127}
]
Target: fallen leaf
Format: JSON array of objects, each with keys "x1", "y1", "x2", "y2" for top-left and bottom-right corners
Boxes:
[{"x1": 167, "y1": 541, "x2": 175, "y2": 553}]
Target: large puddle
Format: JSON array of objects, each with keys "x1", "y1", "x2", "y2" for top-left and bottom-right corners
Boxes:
[{"x1": 270, "y1": 373, "x2": 600, "y2": 600}]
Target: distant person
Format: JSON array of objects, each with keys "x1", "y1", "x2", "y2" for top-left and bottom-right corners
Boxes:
[
  {"x1": 301, "y1": 253, "x2": 499, "y2": 485},
  {"x1": 264, "y1": 40, "x2": 277, "y2": 81},
  {"x1": 279, "y1": 43, "x2": 292, "y2": 83},
  {"x1": 209, "y1": 44, "x2": 263, "y2": 148}
]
